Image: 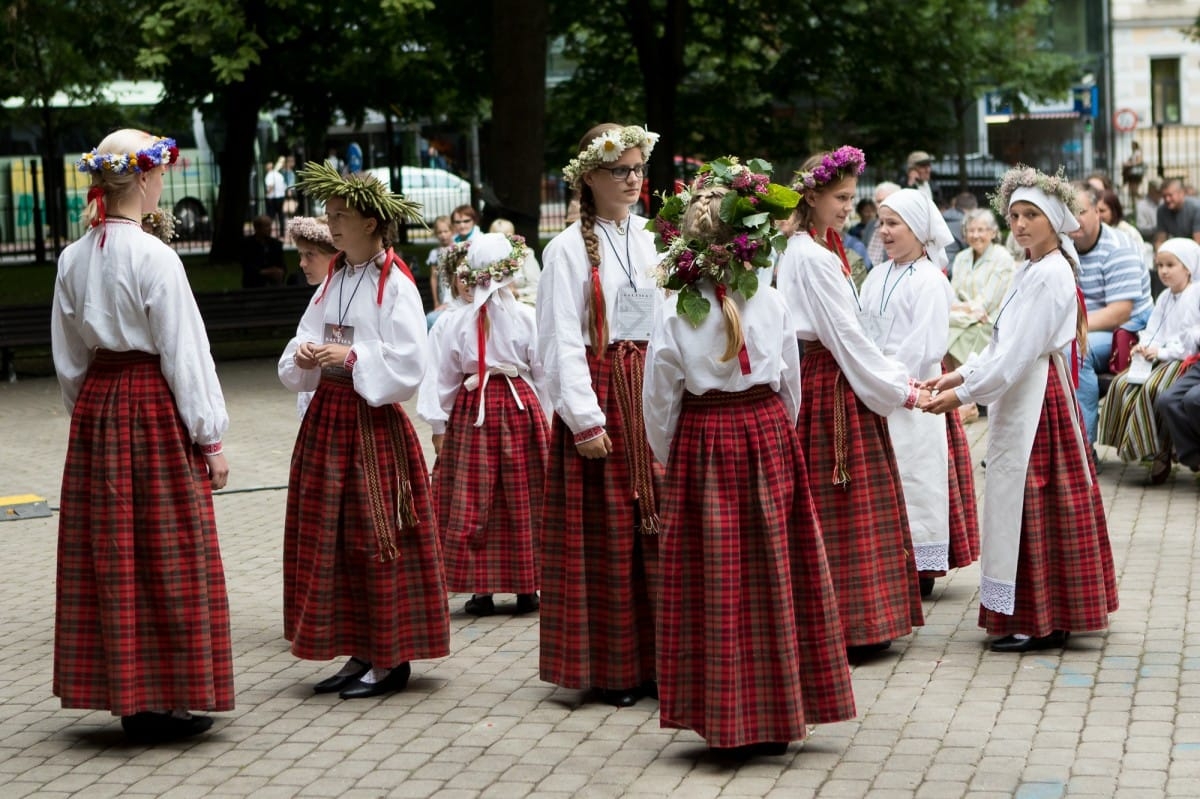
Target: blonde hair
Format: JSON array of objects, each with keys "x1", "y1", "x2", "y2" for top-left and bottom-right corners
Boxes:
[
  {"x1": 577, "y1": 123, "x2": 622, "y2": 355},
  {"x1": 489, "y1": 218, "x2": 515, "y2": 236},
  {"x1": 681, "y1": 186, "x2": 745, "y2": 363},
  {"x1": 81, "y1": 129, "x2": 157, "y2": 228}
]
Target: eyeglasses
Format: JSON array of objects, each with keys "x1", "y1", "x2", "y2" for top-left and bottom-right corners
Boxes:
[
  {"x1": 452, "y1": 217, "x2": 473, "y2": 225},
  {"x1": 597, "y1": 164, "x2": 646, "y2": 180}
]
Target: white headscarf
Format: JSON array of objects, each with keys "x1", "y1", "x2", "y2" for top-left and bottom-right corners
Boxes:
[
  {"x1": 466, "y1": 232, "x2": 520, "y2": 311},
  {"x1": 1009, "y1": 185, "x2": 1080, "y2": 267},
  {"x1": 879, "y1": 188, "x2": 955, "y2": 270},
  {"x1": 1158, "y1": 237, "x2": 1200, "y2": 282}
]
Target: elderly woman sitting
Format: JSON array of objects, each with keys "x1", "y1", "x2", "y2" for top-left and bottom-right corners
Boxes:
[{"x1": 946, "y1": 208, "x2": 1016, "y2": 420}]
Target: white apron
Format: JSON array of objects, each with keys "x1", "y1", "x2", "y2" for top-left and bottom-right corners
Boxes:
[
  {"x1": 887, "y1": 402, "x2": 950, "y2": 571},
  {"x1": 979, "y1": 351, "x2": 1090, "y2": 614}
]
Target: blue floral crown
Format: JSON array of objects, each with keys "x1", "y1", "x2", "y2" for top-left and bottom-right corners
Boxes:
[{"x1": 77, "y1": 137, "x2": 180, "y2": 175}]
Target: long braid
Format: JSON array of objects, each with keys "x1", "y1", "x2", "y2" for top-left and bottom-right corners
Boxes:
[
  {"x1": 579, "y1": 186, "x2": 609, "y2": 357},
  {"x1": 1059, "y1": 244, "x2": 1090, "y2": 357}
]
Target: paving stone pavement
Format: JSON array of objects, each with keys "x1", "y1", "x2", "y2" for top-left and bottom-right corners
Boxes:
[{"x1": 1, "y1": 358, "x2": 1198, "y2": 799}]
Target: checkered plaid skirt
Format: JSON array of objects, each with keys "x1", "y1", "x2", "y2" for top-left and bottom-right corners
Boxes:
[
  {"x1": 979, "y1": 369, "x2": 1118, "y2": 636},
  {"x1": 943, "y1": 411, "x2": 981, "y2": 572},
  {"x1": 54, "y1": 351, "x2": 234, "y2": 715},
  {"x1": 432, "y1": 375, "x2": 549, "y2": 593},
  {"x1": 657, "y1": 386, "x2": 855, "y2": 747},
  {"x1": 539, "y1": 343, "x2": 660, "y2": 691},
  {"x1": 284, "y1": 376, "x2": 449, "y2": 665},
  {"x1": 796, "y1": 343, "x2": 924, "y2": 646}
]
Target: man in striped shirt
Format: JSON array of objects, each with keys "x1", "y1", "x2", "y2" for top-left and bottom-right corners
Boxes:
[{"x1": 1070, "y1": 184, "x2": 1153, "y2": 446}]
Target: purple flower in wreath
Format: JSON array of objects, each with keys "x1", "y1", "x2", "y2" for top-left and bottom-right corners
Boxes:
[
  {"x1": 676, "y1": 248, "x2": 700, "y2": 282},
  {"x1": 732, "y1": 234, "x2": 759, "y2": 263},
  {"x1": 655, "y1": 216, "x2": 680, "y2": 244}
]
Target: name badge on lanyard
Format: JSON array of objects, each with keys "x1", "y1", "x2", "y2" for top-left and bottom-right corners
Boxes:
[
  {"x1": 322, "y1": 323, "x2": 354, "y2": 375},
  {"x1": 859, "y1": 310, "x2": 895, "y2": 347},
  {"x1": 614, "y1": 285, "x2": 655, "y2": 341}
]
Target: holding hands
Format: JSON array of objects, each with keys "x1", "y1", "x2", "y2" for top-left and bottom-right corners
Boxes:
[
  {"x1": 295, "y1": 341, "x2": 353, "y2": 370},
  {"x1": 919, "y1": 371, "x2": 964, "y2": 415}
]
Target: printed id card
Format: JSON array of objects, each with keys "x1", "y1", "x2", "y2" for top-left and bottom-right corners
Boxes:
[{"x1": 614, "y1": 286, "x2": 655, "y2": 341}]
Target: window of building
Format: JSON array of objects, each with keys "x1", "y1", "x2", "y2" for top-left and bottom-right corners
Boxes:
[{"x1": 1151, "y1": 58, "x2": 1182, "y2": 125}]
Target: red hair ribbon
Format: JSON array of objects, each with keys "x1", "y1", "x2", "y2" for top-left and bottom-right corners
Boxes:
[
  {"x1": 1072, "y1": 286, "x2": 1087, "y2": 389},
  {"x1": 714, "y1": 283, "x2": 751, "y2": 375},
  {"x1": 477, "y1": 304, "x2": 489, "y2": 391},
  {"x1": 590, "y1": 265, "x2": 606, "y2": 354},
  {"x1": 87, "y1": 185, "x2": 108, "y2": 247},
  {"x1": 314, "y1": 248, "x2": 415, "y2": 306}
]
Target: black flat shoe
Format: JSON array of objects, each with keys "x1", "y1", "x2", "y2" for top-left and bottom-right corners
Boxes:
[
  {"x1": 639, "y1": 679, "x2": 658, "y2": 700},
  {"x1": 1147, "y1": 452, "x2": 1172, "y2": 486},
  {"x1": 919, "y1": 576, "x2": 935, "y2": 598},
  {"x1": 597, "y1": 687, "x2": 639, "y2": 708},
  {"x1": 989, "y1": 630, "x2": 1069, "y2": 653},
  {"x1": 711, "y1": 741, "x2": 789, "y2": 759},
  {"x1": 847, "y1": 641, "x2": 892, "y2": 660},
  {"x1": 339, "y1": 662, "x2": 412, "y2": 699},
  {"x1": 121, "y1": 712, "x2": 214, "y2": 743},
  {"x1": 313, "y1": 657, "x2": 371, "y2": 694},
  {"x1": 464, "y1": 594, "x2": 496, "y2": 616},
  {"x1": 514, "y1": 593, "x2": 540, "y2": 614}
]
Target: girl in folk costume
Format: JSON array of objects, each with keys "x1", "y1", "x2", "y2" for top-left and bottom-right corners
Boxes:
[
  {"x1": 419, "y1": 233, "x2": 551, "y2": 616},
  {"x1": 51, "y1": 129, "x2": 233, "y2": 741},
  {"x1": 924, "y1": 167, "x2": 1118, "y2": 653},
  {"x1": 1098, "y1": 238, "x2": 1200, "y2": 483},
  {"x1": 537, "y1": 123, "x2": 663, "y2": 707},
  {"x1": 861, "y1": 189, "x2": 980, "y2": 598},
  {"x1": 279, "y1": 162, "x2": 449, "y2": 698},
  {"x1": 643, "y1": 158, "x2": 855, "y2": 757},
  {"x1": 285, "y1": 215, "x2": 338, "y2": 419},
  {"x1": 775, "y1": 146, "x2": 926, "y2": 656}
]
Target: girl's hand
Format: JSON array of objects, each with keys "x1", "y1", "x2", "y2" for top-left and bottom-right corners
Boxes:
[
  {"x1": 294, "y1": 341, "x2": 320, "y2": 370},
  {"x1": 432, "y1": 433, "x2": 444, "y2": 456},
  {"x1": 922, "y1": 371, "x2": 964, "y2": 392},
  {"x1": 313, "y1": 343, "x2": 353, "y2": 369},
  {"x1": 205, "y1": 452, "x2": 229, "y2": 490},
  {"x1": 923, "y1": 387, "x2": 962, "y2": 415},
  {"x1": 576, "y1": 433, "x2": 613, "y2": 460}
]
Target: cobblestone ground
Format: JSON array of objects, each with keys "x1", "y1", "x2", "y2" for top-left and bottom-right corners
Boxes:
[{"x1": 1, "y1": 358, "x2": 1198, "y2": 798}]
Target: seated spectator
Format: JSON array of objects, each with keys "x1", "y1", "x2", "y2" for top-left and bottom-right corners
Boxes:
[
  {"x1": 1137, "y1": 178, "x2": 1162, "y2": 240},
  {"x1": 849, "y1": 198, "x2": 876, "y2": 240},
  {"x1": 942, "y1": 192, "x2": 977, "y2": 271},
  {"x1": 946, "y1": 208, "x2": 1015, "y2": 377},
  {"x1": 1154, "y1": 178, "x2": 1200, "y2": 249},
  {"x1": 451, "y1": 204, "x2": 480, "y2": 243},
  {"x1": 1099, "y1": 238, "x2": 1200, "y2": 483},
  {"x1": 241, "y1": 214, "x2": 286, "y2": 287},
  {"x1": 1098, "y1": 190, "x2": 1145, "y2": 252},
  {"x1": 1069, "y1": 184, "x2": 1153, "y2": 447},
  {"x1": 865, "y1": 181, "x2": 901, "y2": 267}
]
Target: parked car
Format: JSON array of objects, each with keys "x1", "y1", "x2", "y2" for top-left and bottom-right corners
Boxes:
[
  {"x1": 366, "y1": 166, "x2": 473, "y2": 221},
  {"x1": 635, "y1": 156, "x2": 703, "y2": 215}
]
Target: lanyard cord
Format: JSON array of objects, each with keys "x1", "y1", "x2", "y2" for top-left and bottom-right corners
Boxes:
[
  {"x1": 597, "y1": 222, "x2": 635, "y2": 289},
  {"x1": 337, "y1": 263, "x2": 371, "y2": 327},
  {"x1": 879, "y1": 259, "x2": 919, "y2": 314}
]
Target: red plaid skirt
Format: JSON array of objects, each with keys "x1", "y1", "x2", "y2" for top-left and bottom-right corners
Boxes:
[
  {"x1": 284, "y1": 376, "x2": 450, "y2": 665},
  {"x1": 939, "y1": 411, "x2": 981, "y2": 574},
  {"x1": 432, "y1": 374, "x2": 549, "y2": 593},
  {"x1": 658, "y1": 386, "x2": 855, "y2": 747},
  {"x1": 54, "y1": 351, "x2": 234, "y2": 715},
  {"x1": 979, "y1": 369, "x2": 1119, "y2": 636},
  {"x1": 796, "y1": 344, "x2": 924, "y2": 646},
  {"x1": 539, "y1": 343, "x2": 660, "y2": 690}
]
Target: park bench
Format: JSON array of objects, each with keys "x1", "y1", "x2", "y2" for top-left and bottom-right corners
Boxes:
[{"x1": 1, "y1": 286, "x2": 315, "y2": 380}]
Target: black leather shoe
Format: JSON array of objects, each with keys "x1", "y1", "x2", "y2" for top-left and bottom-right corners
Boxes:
[
  {"x1": 919, "y1": 576, "x2": 935, "y2": 597},
  {"x1": 711, "y1": 741, "x2": 789, "y2": 759},
  {"x1": 598, "y1": 687, "x2": 639, "y2": 707},
  {"x1": 1147, "y1": 452, "x2": 1172, "y2": 486},
  {"x1": 339, "y1": 662, "x2": 412, "y2": 699},
  {"x1": 121, "y1": 712, "x2": 214, "y2": 743},
  {"x1": 313, "y1": 657, "x2": 371, "y2": 694},
  {"x1": 989, "y1": 630, "x2": 1069, "y2": 653},
  {"x1": 639, "y1": 679, "x2": 658, "y2": 700},
  {"x1": 464, "y1": 594, "x2": 496, "y2": 616},
  {"x1": 514, "y1": 593, "x2": 540, "y2": 614},
  {"x1": 847, "y1": 641, "x2": 892, "y2": 660}
]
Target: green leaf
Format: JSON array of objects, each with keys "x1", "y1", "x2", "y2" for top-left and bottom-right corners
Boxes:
[
  {"x1": 741, "y1": 211, "x2": 769, "y2": 228},
  {"x1": 746, "y1": 158, "x2": 772, "y2": 174},
  {"x1": 677, "y1": 285, "x2": 711, "y2": 328},
  {"x1": 718, "y1": 190, "x2": 741, "y2": 225},
  {"x1": 759, "y1": 184, "x2": 801, "y2": 215}
]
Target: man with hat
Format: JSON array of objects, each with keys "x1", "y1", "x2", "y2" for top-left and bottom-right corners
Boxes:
[{"x1": 906, "y1": 150, "x2": 934, "y2": 201}]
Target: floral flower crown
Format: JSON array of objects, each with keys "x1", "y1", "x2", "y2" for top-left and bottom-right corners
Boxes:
[
  {"x1": 286, "y1": 216, "x2": 334, "y2": 251},
  {"x1": 439, "y1": 240, "x2": 471, "y2": 289},
  {"x1": 449, "y1": 235, "x2": 530, "y2": 291},
  {"x1": 791, "y1": 145, "x2": 866, "y2": 193},
  {"x1": 648, "y1": 156, "x2": 800, "y2": 327},
  {"x1": 297, "y1": 160, "x2": 425, "y2": 226},
  {"x1": 77, "y1": 137, "x2": 180, "y2": 175},
  {"x1": 562, "y1": 125, "x2": 659, "y2": 190},
  {"x1": 990, "y1": 165, "x2": 1079, "y2": 220},
  {"x1": 141, "y1": 208, "x2": 177, "y2": 244}
]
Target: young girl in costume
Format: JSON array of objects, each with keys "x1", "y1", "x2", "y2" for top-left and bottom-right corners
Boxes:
[
  {"x1": 425, "y1": 215, "x2": 456, "y2": 328},
  {"x1": 279, "y1": 162, "x2": 450, "y2": 698},
  {"x1": 537, "y1": 123, "x2": 663, "y2": 707},
  {"x1": 924, "y1": 166, "x2": 1118, "y2": 652},
  {"x1": 419, "y1": 232, "x2": 550, "y2": 616},
  {"x1": 861, "y1": 189, "x2": 979, "y2": 598},
  {"x1": 51, "y1": 129, "x2": 233, "y2": 741},
  {"x1": 1098, "y1": 238, "x2": 1200, "y2": 482},
  {"x1": 774, "y1": 146, "x2": 926, "y2": 656},
  {"x1": 288, "y1": 215, "x2": 338, "y2": 287},
  {"x1": 644, "y1": 157, "x2": 855, "y2": 757}
]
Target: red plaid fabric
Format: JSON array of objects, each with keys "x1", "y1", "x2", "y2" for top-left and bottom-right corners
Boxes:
[
  {"x1": 54, "y1": 352, "x2": 234, "y2": 715},
  {"x1": 979, "y1": 369, "x2": 1119, "y2": 636},
  {"x1": 539, "y1": 344, "x2": 660, "y2": 691},
  {"x1": 657, "y1": 386, "x2": 855, "y2": 747},
  {"x1": 796, "y1": 344, "x2": 924, "y2": 646},
  {"x1": 432, "y1": 375, "x2": 549, "y2": 593},
  {"x1": 284, "y1": 378, "x2": 450, "y2": 666},
  {"x1": 944, "y1": 411, "x2": 980, "y2": 571}
]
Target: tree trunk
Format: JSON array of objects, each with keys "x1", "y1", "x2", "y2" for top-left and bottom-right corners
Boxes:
[
  {"x1": 488, "y1": 0, "x2": 547, "y2": 250},
  {"x1": 626, "y1": 0, "x2": 686, "y2": 216},
  {"x1": 210, "y1": 78, "x2": 266, "y2": 262}
]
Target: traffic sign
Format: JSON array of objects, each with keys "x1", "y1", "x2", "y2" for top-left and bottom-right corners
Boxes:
[{"x1": 1113, "y1": 108, "x2": 1138, "y2": 132}]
